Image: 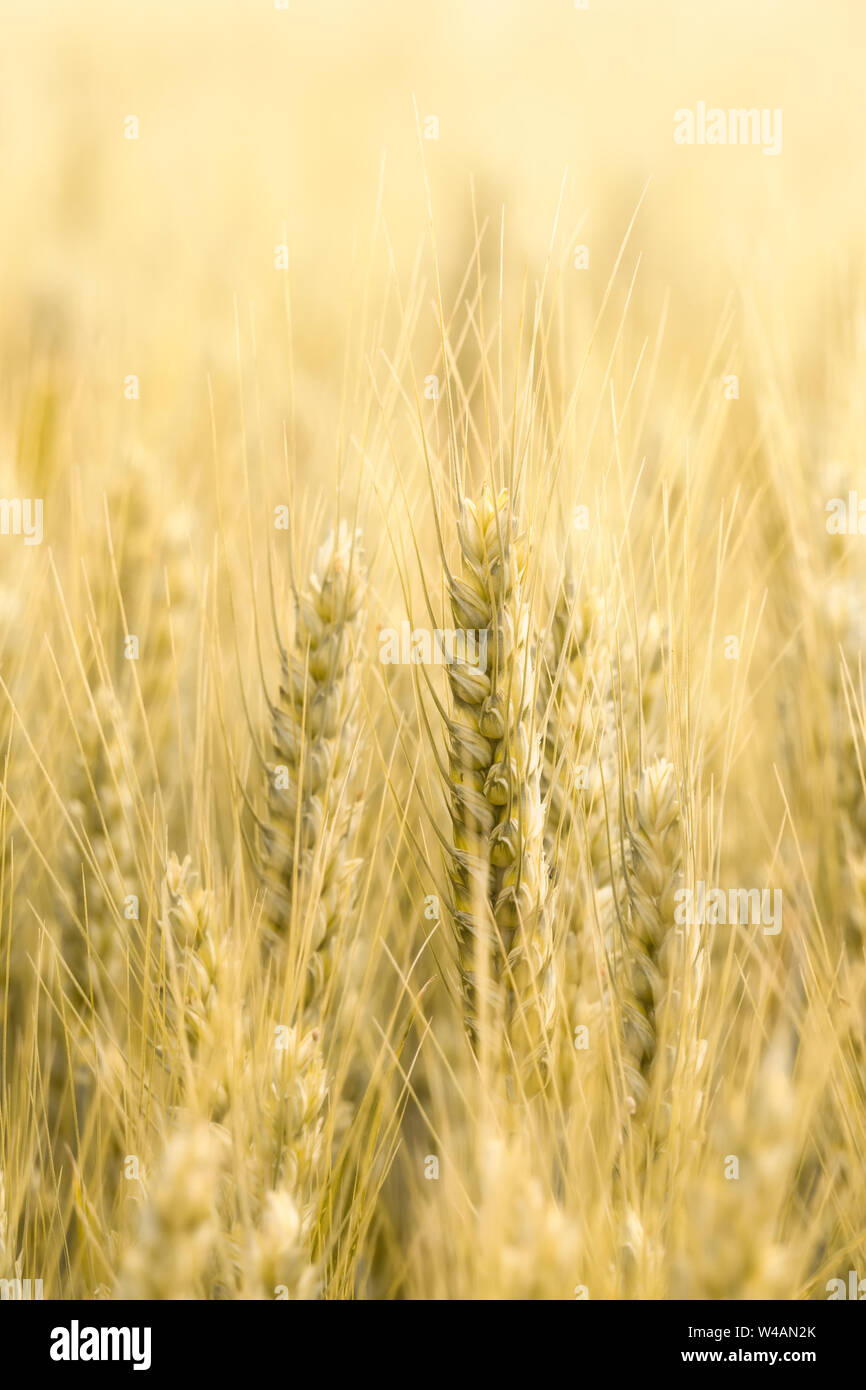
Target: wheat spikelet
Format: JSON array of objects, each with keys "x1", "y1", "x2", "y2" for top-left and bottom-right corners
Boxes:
[
  {"x1": 443, "y1": 485, "x2": 556, "y2": 1090},
  {"x1": 262, "y1": 521, "x2": 366, "y2": 1014},
  {"x1": 116, "y1": 1121, "x2": 224, "y2": 1299}
]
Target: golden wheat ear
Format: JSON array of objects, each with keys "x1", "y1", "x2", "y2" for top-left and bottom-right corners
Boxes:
[
  {"x1": 539, "y1": 577, "x2": 609, "y2": 867},
  {"x1": 41, "y1": 680, "x2": 141, "y2": 1151},
  {"x1": 259, "y1": 521, "x2": 367, "y2": 1020},
  {"x1": 59, "y1": 683, "x2": 138, "y2": 1008},
  {"x1": 242, "y1": 1188, "x2": 320, "y2": 1300},
  {"x1": 620, "y1": 756, "x2": 704, "y2": 1148},
  {"x1": 538, "y1": 574, "x2": 624, "y2": 1087},
  {"x1": 115, "y1": 1121, "x2": 225, "y2": 1299},
  {"x1": 227, "y1": 1020, "x2": 327, "y2": 1301},
  {"x1": 161, "y1": 852, "x2": 237, "y2": 1121},
  {"x1": 440, "y1": 485, "x2": 556, "y2": 1094},
  {"x1": 673, "y1": 1032, "x2": 799, "y2": 1298}
]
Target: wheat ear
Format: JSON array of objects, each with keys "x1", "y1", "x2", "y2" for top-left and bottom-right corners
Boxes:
[
  {"x1": 116, "y1": 1121, "x2": 224, "y2": 1299},
  {"x1": 244, "y1": 1188, "x2": 319, "y2": 1300},
  {"x1": 540, "y1": 579, "x2": 608, "y2": 866},
  {"x1": 444, "y1": 486, "x2": 556, "y2": 1090},
  {"x1": 262, "y1": 522, "x2": 366, "y2": 1015},
  {"x1": 45, "y1": 683, "x2": 137, "y2": 1143},
  {"x1": 61, "y1": 683, "x2": 137, "y2": 1007},
  {"x1": 226, "y1": 1024, "x2": 327, "y2": 1300},
  {"x1": 163, "y1": 853, "x2": 235, "y2": 1120},
  {"x1": 161, "y1": 857, "x2": 326, "y2": 1297},
  {"x1": 539, "y1": 578, "x2": 621, "y2": 1013},
  {"x1": 622, "y1": 757, "x2": 703, "y2": 1141},
  {"x1": 675, "y1": 1036, "x2": 798, "y2": 1297},
  {"x1": 262, "y1": 1022, "x2": 329, "y2": 1196}
]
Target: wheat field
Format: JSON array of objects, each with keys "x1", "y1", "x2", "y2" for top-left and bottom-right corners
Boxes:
[{"x1": 0, "y1": 0, "x2": 864, "y2": 1302}]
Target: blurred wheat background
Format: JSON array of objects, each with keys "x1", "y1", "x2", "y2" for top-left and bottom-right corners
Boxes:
[{"x1": 1, "y1": 0, "x2": 865, "y2": 1300}]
